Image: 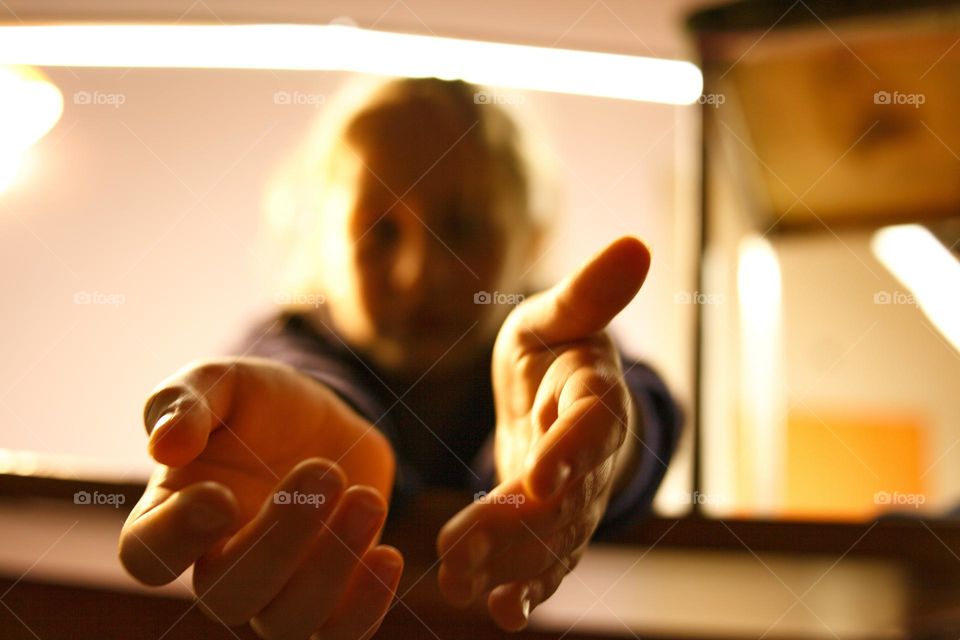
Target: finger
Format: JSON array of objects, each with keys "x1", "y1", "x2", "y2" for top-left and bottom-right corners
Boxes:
[
  {"x1": 316, "y1": 545, "x2": 404, "y2": 640},
  {"x1": 445, "y1": 513, "x2": 596, "y2": 603},
  {"x1": 507, "y1": 236, "x2": 650, "y2": 349},
  {"x1": 526, "y1": 389, "x2": 624, "y2": 501},
  {"x1": 143, "y1": 359, "x2": 241, "y2": 467},
  {"x1": 439, "y1": 509, "x2": 598, "y2": 607},
  {"x1": 194, "y1": 458, "x2": 346, "y2": 626},
  {"x1": 438, "y1": 483, "x2": 545, "y2": 579},
  {"x1": 437, "y1": 477, "x2": 531, "y2": 576},
  {"x1": 438, "y1": 474, "x2": 597, "y2": 577},
  {"x1": 487, "y1": 550, "x2": 579, "y2": 632},
  {"x1": 119, "y1": 480, "x2": 239, "y2": 586},
  {"x1": 438, "y1": 534, "x2": 549, "y2": 608},
  {"x1": 249, "y1": 485, "x2": 388, "y2": 639}
]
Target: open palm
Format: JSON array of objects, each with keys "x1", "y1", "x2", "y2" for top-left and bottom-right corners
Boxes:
[
  {"x1": 120, "y1": 357, "x2": 401, "y2": 640},
  {"x1": 437, "y1": 237, "x2": 651, "y2": 631}
]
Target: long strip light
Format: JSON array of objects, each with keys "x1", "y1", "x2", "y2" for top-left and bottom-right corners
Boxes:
[
  {"x1": 872, "y1": 224, "x2": 960, "y2": 352},
  {"x1": 0, "y1": 24, "x2": 703, "y2": 104}
]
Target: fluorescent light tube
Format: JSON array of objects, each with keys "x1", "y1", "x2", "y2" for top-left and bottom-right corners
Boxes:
[{"x1": 0, "y1": 24, "x2": 703, "y2": 104}]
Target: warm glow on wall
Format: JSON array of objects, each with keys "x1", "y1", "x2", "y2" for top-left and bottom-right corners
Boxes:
[{"x1": 0, "y1": 65, "x2": 63, "y2": 191}]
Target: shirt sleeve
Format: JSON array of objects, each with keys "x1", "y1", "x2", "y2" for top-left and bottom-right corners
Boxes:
[
  {"x1": 221, "y1": 312, "x2": 424, "y2": 512},
  {"x1": 467, "y1": 356, "x2": 684, "y2": 537},
  {"x1": 594, "y1": 359, "x2": 684, "y2": 537}
]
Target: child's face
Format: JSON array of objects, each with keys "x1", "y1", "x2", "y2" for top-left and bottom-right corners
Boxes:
[{"x1": 318, "y1": 101, "x2": 537, "y2": 377}]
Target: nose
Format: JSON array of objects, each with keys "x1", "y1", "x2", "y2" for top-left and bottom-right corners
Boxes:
[
  {"x1": 392, "y1": 220, "x2": 453, "y2": 301},
  {"x1": 392, "y1": 218, "x2": 428, "y2": 295}
]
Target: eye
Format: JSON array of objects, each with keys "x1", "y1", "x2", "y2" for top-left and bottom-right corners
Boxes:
[
  {"x1": 370, "y1": 216, "x2": 400, "y2": 245},
  {"x1": 443, "y1": 212, "x2": 483, "y2": 243}
]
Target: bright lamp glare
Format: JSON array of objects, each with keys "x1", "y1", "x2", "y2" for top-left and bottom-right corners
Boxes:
[
  {"x1": 0, "y1": 66, "x2": 63, "y2": 148},
  {"x1": 0, "y1": 65, "x2": 63, "y2": 191},
  {"x1": 0, "y1": 148, "x2": 25, "y2": 191},
  {"x1": 872, "y1": 224, "x2": 960, "y2": 352},
  {"x1": 0, "y1": 25, "x2": 703, "y2": 104}
]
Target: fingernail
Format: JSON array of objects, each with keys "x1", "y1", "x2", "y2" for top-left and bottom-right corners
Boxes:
[
  {"x1": 151, "y1": 411, "x2": 176, "y2": 436},
  {"x1": 544, "y1": 462, "x2": 571, "y2": 498},
  {"x1": 189, "y1": 502, "x2": 230, "y2": 533},
  {"x1": 342, "y1": 494, "x2": 385, "y2": 540},
  {"x1": 518, "y1": 587, "x2": 532, "y2": 629},
  {"x1": 466, "y1": 532, "x2": 491, "y2": 569}
]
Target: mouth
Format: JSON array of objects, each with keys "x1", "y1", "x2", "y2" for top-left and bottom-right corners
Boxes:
[{"x1": 404, "y1": 311, "x2": 465, "y2": 337}]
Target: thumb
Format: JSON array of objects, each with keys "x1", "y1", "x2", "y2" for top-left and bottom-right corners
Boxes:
[
  {"x1": 509, "y1": 236, "x2": 651, "y2": 348},
  {"x1": 143, "y1": 360, "x2": 239, "y2": 467}
]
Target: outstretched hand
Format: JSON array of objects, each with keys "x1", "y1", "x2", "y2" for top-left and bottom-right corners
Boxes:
[
  {"x1": 119, "y1": 357, "x2": 402, "y2": 640},
  {"x1": 437, "y1": 237, "x2": 652, "y2": 630}
]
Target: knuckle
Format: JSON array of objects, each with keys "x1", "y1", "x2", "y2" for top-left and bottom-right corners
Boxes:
[
  {"x1": 181, "y1": 357, "x2": 236, "y2": 388},
  {"x1": 579, "y1": 369, "x2": 611, "y2": 397},
  {"x1": 195, "y1": 357, "x2": 243, "y2": 394},
  {"x1": 552, "y1": 524, "x2": 576, "y2": 558},
  {"x1": 514, "y1": 350, "x2": 541, "y2": 384},
  {"x1": 558, "y1": 484, "x2": 588, "y2": 524},
  {"x1": 555, "y1": 521, "x2": 589, "y2": 558},
  {"x1": 580, "y1": 473, "x2": 598, "y2": 506}
]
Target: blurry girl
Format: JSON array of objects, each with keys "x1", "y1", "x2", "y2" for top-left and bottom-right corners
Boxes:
[{"x1": 120, "y1": 76, "x2": 682, "y2": 639}]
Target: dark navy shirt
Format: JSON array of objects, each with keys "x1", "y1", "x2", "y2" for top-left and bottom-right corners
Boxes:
[{"x1": 227, "y1": 308, "x2": 683, "y2": 536}]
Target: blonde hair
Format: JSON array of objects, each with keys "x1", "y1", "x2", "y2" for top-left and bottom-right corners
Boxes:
[{"x1": 259, "y1": 75, "x2": 560, "y2": 309}]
